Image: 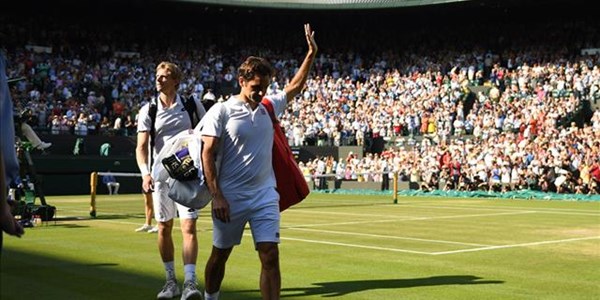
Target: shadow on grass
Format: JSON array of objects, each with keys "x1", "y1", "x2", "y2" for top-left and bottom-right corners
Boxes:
[
  {"x1": 0, "y1": 249, "x2": 257, "y2": 300},
  {"x1": 32, "y1": 215, "x2": 129, "y2": 228},
  {"x1": 277, "y1": 276, "x2": 504, "y2": 298},
  {"x1": 1, "y1": 248, "x2": 158, "y2": 300},
  {"x1": 54, "y1": 213, "x2": 139, "y2": 221},
  {"x1": 43, "y1": 223, "x2": 89, "y2": 228},
  {"x1": 95, "y1": 213, "x2": 147, "y2": 220}
]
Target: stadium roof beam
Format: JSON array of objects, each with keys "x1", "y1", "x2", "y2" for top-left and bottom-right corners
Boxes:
[{"x1": 171, "y1": 0, "x2": 472, "y2": 10}]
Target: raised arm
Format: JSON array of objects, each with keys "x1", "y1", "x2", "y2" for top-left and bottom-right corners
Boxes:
[{"x1": 284, "y1": 23, "x2": 318, "y2": 100}]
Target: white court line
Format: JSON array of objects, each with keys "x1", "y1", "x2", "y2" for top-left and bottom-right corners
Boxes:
[
  {"x1": 287, "y1": 211, "x2": 535, "y2": 228},
  {"x1": 396, "y1": 204, "x2": 600, "y2": 216},
  {"x1": 289, "y1": 206, "x2": 539, "y2": 219},
  {"x1": 56, "y1": 209, "x2": 214, "y2": 222},
  {"x1": 431, "y1": 236, "x2": 600, "y2": 255},
  {"x1": 406, "y1": 210, "x2": 535, "y2": 220},
  {"x1": 288, "y1": 210, "x2": 399, "y2": 218},
  {"x1": 288, "y1": 227, "x2": 490, "y2": 247},
  {"x1": 531, "y1": 210, "x2": 600, "y2": 216},
  {"x1": 54, "y1": 213, "x2": 215, "y2": 229},
  {"x1": 279, "y1": 234, "x2": 600, "y2": 256},
  {"x1": 92, "y1": 219, "x2": 215, "y2": 232},
  {"x1": 280, "y1": 236, "x2": 432, "y2": 255},
  {"x1": 69, "y1": 211, "x2": 599, "y2": 256},
  {"x1": 285, "y1": 219, "x2": 406, "y2": 227}
]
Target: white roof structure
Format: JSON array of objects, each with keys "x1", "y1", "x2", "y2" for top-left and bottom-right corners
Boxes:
[{"x1": 172, "y1": 0, "x2": 471, "y2": 10}]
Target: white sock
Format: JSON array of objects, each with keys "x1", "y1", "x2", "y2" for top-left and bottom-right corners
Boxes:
[
  {"x1": 204, "y1": 291, "x2": 220, "y2": 300},
  {"x1": 184, "y1": 264, "x2": 196, "y2": 282},
  {"x1": 164, "y1": 261, "x2": 176, "y2": 281}
]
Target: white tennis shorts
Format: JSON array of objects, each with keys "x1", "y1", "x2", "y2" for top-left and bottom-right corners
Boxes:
[
  {"x1": 153, "y1": 181, "x2": 199, "y2": 222},
  {"x1": 212, "y1": 187, "x2": 280, "y2": 249}
]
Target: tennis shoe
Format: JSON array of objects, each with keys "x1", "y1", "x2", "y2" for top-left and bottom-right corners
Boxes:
[
  {"x1": 135, "y1": 224, "x2": 153, "y2": 232},
  {"x1": 157, "y1": 279, "x2": 181, "y2": 299},
  {"x1": 148, "y1": 226, "x2": 159, "y2": 233},
  {"x1": 180, "y1": 280, "x2": 202, "y2": 300},
  {"x1": 36, "y1": 142, "x2": 52, "y2": 150}
]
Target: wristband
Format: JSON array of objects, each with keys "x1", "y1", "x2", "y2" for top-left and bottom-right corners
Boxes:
[{"x1": 139, "y1": 164, "x2": 150, "y2": 176}]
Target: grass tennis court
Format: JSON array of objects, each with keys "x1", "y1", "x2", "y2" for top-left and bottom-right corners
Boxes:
[{"x1": 1, "y1": 194, "x2": 599, "y2": 299}]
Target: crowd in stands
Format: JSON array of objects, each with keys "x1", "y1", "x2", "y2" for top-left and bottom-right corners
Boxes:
[{"x1": 2, "y1": 2, "x2": 599, "y2": 194}]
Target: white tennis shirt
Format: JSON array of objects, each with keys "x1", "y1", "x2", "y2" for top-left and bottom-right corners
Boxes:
[{"x1": 201, "y1": 92, "x2": 287, "y2": 199}]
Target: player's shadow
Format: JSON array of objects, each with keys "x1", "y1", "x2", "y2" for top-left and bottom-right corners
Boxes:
[{"x1": 280, "y1": 275, "x2": 504, "y2": 298}]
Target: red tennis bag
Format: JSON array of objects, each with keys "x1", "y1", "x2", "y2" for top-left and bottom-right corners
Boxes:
[{"x1": 262, "y1": 98, "x2": 310, "y2": 212}]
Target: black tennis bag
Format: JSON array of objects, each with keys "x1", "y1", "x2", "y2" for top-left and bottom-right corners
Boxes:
[
  {"x1": 32, "y1": 205, "x2": 56, "y2": 221},
  {"x1": 161, "y1": 148, "x2": 198, "y2": 181}
]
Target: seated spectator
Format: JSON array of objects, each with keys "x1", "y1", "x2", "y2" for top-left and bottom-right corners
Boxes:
[
  {"x1": 19, "y1": 122, "x2": 52, "y2": 150},
  {"x1": 14, "y1": 110, "x2": 52, "y2": 150},
  {"x1": 99, "y1": 116, "x2": 111, "y2": 135},
  {"x1": 74, "y1": 113, "x2": 88, "y2": 136},
  {"x1": 102, "y1": 172, "x2": 120, "y2": 195}
]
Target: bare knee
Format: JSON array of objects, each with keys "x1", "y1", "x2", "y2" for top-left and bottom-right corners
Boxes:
[
  {"x1": 158, "y1": 220, "x2": 173, "y2": 235},
  {"x1": 257, "y1": 243, "x2": 279, "y2": 270},
  {"x1": 209, "y1": 246, "x2": 233, "y2": 265},
  {"x1": 180, "y1": 219, "x2": 197, "y2": 238}
]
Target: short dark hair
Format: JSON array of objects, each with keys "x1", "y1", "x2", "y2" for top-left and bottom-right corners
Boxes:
[{"x1": 237, "y1": 56, "x2": 275, "y2": 81}]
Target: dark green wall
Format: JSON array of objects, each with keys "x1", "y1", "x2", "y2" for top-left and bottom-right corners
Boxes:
[
  {"x1": 28, "y1": 135, "x2": 369, "y2": 195},
  {"x1": 31, "y1": 155, "x2": 140, "y2": 196}
]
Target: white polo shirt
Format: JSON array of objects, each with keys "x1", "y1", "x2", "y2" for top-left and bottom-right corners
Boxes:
[
  {"x1": 201, "y1": 92, "x2": 287, "y2": 200},
  {"x1": 137, "y1": 94, "x2": 205, "y2": 158}
]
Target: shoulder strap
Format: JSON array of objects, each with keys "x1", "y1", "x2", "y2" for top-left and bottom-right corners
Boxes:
[
  {"x1": 262, "y1": 98, "x2": 277, "y2": 124},
  {"x1": 148, "y1": 98, "x2": 158, "y2": 169},
  {"x1": 149, "y1": 98, "x2": 158, "y2": 146},
  {"x1": 262, "y1": 98, "x2": 284, "y2": 135},
  {"x1": 183, "y1": 95, "x2": 198, "y2": 127},
  {"x1": 202, "y1": 100, "x2": 215, "y2": 113}
]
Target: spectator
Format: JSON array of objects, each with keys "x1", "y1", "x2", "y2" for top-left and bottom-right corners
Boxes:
[
  {"x1": 102, "y1": 172, "x2": 120, "y2": 195},
  {"x1": 18, "y1": 121, "x2": 52, "y2": 150},
  {"x1": 134, "y1": 193, "x2": 158, "y2": 233}
]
